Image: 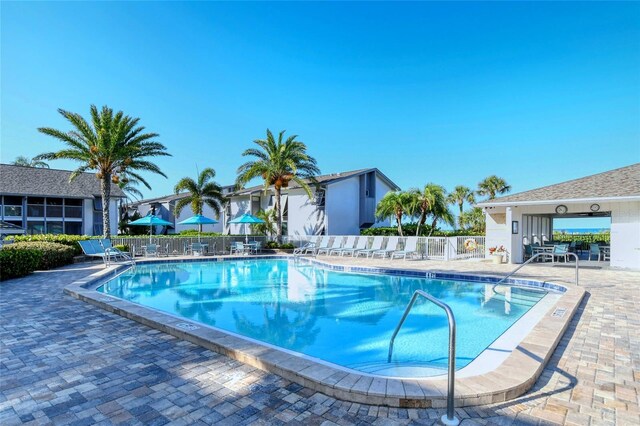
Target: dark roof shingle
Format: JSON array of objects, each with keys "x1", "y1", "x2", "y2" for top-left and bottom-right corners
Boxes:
[
  {"x1": 0, "y1": 164, "x2": 126, "y2": 198},
  {"x1": 479, "y1": 163, "x2": 640, "y2": 205}
]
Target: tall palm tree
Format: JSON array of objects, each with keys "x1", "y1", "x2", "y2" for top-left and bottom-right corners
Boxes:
[
  {"x1": 460, "y1": 207, "x2": 486, "y2": 233},
  {"x1": 35, "y1": 105, "x2": 170, "y2": 238},
  {"x1": 477, "y1": 175, "x2": 511, "y2": 200},
  {"x1": 408, "y1": 183, "x2": 448, "y2": 236},
  {"x1": 375, "y1": 191, "x2": 414, "y2": 236},
  {"x1": 448, "y1": 185, "x2": 476, "y2": 229},
  {"x1": 11, "y1": 156, "x2": 49, "y2": 168},
  {"x1": 236, "y1": 129, "x2": 320, "y2": 242},
  {"x1": 174, "y1": 168, "x2": 226, "y2": 224},
  {"x1": 428, "y1": 198, "x2": 456, "y2": 236}
]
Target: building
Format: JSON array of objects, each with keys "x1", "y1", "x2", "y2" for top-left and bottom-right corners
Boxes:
[
  {"x1": 129, "y1": 168, "x2": 400, "y2": 237},
  {"x1": 227, "y1": 168, "x2": 400, "y2": 236},
  {"x1": 128, "y1": 185, "x2": 235, "y2": 234},
  {"x1": 477, "y1": 163, "x2": 640, "y2": 269},
  {"x1": 0, "y1": 164, "x2": 124, "y2": 236}
]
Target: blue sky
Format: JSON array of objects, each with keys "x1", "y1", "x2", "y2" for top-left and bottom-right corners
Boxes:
[{"x1": 2, "y1": 2, "x2": 639, "y2": 228}]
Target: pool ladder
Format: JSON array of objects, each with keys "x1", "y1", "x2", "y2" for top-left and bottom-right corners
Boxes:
[
  {"x1": 495, "y1": 252, "x2": 579, "y2": 286},
  {"x1": 388, "y1": 290, "x2": 459, "y2": 426}
]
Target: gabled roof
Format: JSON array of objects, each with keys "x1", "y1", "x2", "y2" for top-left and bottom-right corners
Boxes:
[
  {"x1": 0, "y1": 164, "x2": 126, "y2": 199},
  {"x1": 230, "y1": 168, "x2": 400, "y2": 196},
  {"x1": 478, "y1": 163, "x2": 640, "y2": 206}
]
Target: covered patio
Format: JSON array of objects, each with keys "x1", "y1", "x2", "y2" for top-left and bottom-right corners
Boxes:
[{"x1": 478, "y1": 163, "x2": 640, "y2": 269}]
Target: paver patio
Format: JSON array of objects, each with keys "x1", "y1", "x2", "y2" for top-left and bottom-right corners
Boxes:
[{"x1": 0, "y1": 256, "x2": 638, "y2": 425}]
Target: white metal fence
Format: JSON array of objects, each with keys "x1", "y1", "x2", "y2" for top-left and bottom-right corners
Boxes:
[{"x1": 109, "y1": 234, "x2": 485, "y2": 260}]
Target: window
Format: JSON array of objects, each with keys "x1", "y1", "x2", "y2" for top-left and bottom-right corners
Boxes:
[
  {"x1": 2, "y1": 196, "x2": 23, "y2": 217},
  {"x1": 268, "y1": 195, "x2": 274, "y2": 207},
  {"x1": 27, "y1": 197, "x2": 45, "y2": 217},
  {"x1": 27, "y1": 221, "x2": 45, "y2": 235},
  {"x1": 65, "y1": 222, "x2": 83, "y2": 235},
  {"x1": 312, "y1": 190, "x2": 325, "y2": 207},
  {"x1": 46, "y1": 198, "x2": 63, "y2": 217},
  {"x1": 46, "y1": 221, "x2": 64, "y2": 234},
  {"x1": 93, "y1": 197, "x2": 103, "y2": 211},
  {"x1": 3, "y1": 205, "x2": 22, "y2": 217}
]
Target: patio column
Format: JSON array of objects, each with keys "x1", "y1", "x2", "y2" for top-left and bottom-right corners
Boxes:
[{"x1": 506, "y1": 207, "x2": 523, "y2": 264}]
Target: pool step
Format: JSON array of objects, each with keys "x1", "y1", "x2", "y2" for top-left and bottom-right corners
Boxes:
[{"x1": 346, "y1": 360, "x2": 448, "y2": 377}]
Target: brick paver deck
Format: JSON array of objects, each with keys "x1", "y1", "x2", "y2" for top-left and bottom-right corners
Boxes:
[{"x1": 0, "y1": 258, "x2": 638, "y2": 425}]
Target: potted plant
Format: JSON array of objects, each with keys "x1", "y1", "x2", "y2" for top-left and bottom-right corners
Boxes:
[{"x1": 488, "y1": 246, "x2": 506, "y2": 264}]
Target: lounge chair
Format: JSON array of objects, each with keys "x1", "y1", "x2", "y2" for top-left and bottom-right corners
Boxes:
[
  {"x1": 329, "y1": 236, "x2": 357, "y2": 255},
  {"x1": 317, "y1": 236, "x2": 343, "y2": 256},
  {"x1": 78, "y1": 240, "x2": 108, "y2": 262},
  {"x1": 371, "y1": 236, "x2": 400, "y2": 258},
  {"x1": 100, "y1": 239, "x2": 132, "y2": 261},
  {"x1": 308, "y1": 236, "x2": 330, "y2": 255},
  {"x1": 391, "y1": 237, "x2": 420, "y2": 259},
  {"x1": 293, "y1": 235, "x2": 319, "y2": 255},
  {"x1": 588, "y1": 243, "x2": 601, "y2": 261},
  {"x1": 339, "y1": 237, "x2": 369, "y2": 257},
  {"x1": 355, "y1": 236, "x2": 384, "y2": 258}
]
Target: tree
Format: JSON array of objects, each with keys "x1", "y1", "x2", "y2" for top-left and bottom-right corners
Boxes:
[
  {"x1": 448, "y1": 185, "x2": 476, "y2": 229},
  {"x1": 375, "y1": 191, "x2": 414, "y2": 236},
  {"x1": 174, "y1": 168, "x2": 226, "y2": 218},
  {"x1": 254, "y1": 209, "x2": 277, "y2": 239},
  {"x1": 236, "y1": 129, "x2": 319, "y2": 242},
  {"x1": 408, "y1": 183, "x2": 448, "y2": 236},
  {"x1": 11, "y1": 156, "x2": 49, "y2": 168},
  {"x1": 36, "y1": 105, "x2": 170, "y2": 238},
  {"x1": 427, "y1": 196, "x2": 455, "y2": 236},
  {"x1": 460, "y1": 207, "x2": 486, "y2": 233},
  {"x1": 477, "y1": 175, "x2": 511, "y2": 200}
]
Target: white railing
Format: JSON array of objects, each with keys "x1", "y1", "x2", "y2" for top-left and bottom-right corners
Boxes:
[{"x1": 110, "y1": 234, "x2": 486, "y2": 261}]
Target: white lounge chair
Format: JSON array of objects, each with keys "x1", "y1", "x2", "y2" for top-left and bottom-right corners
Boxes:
[
  {"x1": 391, "y1": 237, "x2": 420, "y2": 259},
  {"x1": 309, "y1": 236, "x2": 330, "y2": 255},
  {"x1": 355, "y1": 236, "x2": 384, "y2": 258},
  {"x1": 371, "y1": 237, "x2": 400, "y2": 258},
  {"x1": 329, "y1": 236, "x2": 357, "y2": 255},
  {"x1": 317, "y1": 236, "x2": 343, "y2": 256},
  {"x1": 340, "y1": 237, "x2": 369, "y2": 257},
  {"x1": 293, "y1": 235, "x2": 319, "y2": 255}
]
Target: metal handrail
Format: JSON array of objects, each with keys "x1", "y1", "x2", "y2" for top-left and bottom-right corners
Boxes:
[
  {"x1": 388, "y1": 290, "x2": 459, "y2": 426},
  {"x1": 495, "y1": 251, "x2": 579, "y2": 286}
]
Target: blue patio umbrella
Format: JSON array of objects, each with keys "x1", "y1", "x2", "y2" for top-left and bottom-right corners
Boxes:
[
  {"x1": 228, "y1": 213, "x2": 265, "y2": 242},
  {"x1": 177, "y1": 214, "x2": 218, "y2": 242},
  {"x1": 129, "y1": 214, "x2": 173, "y2": 243}
]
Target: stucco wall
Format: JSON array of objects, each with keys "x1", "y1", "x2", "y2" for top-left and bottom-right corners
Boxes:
[
  {"x1": 173, "y1": 203, "x2": 225, "y2": 234},
  {"x1": 227, "y1": 195, "x2": 251, "y2": 235},
  {"x1": 325, "y1": 178, "x2": 360, "y2": 235},
  {"x1": 287, "y1": 189, "x2": 324, "y2": 236},
  {"x1": 373, "y1": 175, "x2": 394, "y2": 228},
  {"x1": 610, "y1": 201, "x2": 640, "y2": 269}
]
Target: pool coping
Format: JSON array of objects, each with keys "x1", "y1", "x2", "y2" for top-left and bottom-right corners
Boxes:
[{"x1": 64, "y1": 255, "x2": 585, "y2": 408}]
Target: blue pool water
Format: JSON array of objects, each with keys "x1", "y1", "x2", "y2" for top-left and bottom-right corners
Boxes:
[{"x1": 98, "y1": 259, "x2": 547, "y2": 377}]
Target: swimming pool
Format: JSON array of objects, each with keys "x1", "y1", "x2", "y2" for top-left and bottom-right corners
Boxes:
[{"x1": 97, "y1": 258, "x2": 555, "y2": 378}]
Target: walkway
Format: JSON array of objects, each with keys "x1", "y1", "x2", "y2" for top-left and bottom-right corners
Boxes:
[{"x1": 0, "y1": 257, "x2": 638, "y2": 425}]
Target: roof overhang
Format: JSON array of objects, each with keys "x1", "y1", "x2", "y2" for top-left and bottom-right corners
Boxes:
[{"x1": 477, "y1": 195, "x2": 640, "y2": 208}]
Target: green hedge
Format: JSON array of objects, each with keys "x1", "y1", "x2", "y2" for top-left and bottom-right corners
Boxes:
[
  {"x1": 3, "y1": 242, "x2": 76, "y2": 271},
  {"x1": 0, "y1": 247, "x2": 42, "y2": 281},
  {"x1": 9, "y1": 234, "x2": 89, "y2": 256},
  {"x1": 265, "y1": 241, "x2": 294, "y2": 249},
  {"x1": 552, "y1": 233, "x2": 610, "y2": 246},
  {"x1": 361, "y1": 225, "x2": 484, "y2": 237}
]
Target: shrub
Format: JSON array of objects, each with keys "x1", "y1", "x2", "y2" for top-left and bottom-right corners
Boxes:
[
  {"x1": 114, "y1": 244, "x2": 130, "y2": 252},
  {"x1": 9, "y1": 234, "x2": 89, "y2": 256},
  {"x1": 2, "y1": 242, "x2": 75, "y2": 272},
  {"x1": 265, "y1": 241, "x2": 294, "y2": 250},
  {"x1": 361, "y1": 225, "x2": 484, "y2": 237},
  {"x1": 0, "y1": 246, "x2": 42, "y2": 280}
]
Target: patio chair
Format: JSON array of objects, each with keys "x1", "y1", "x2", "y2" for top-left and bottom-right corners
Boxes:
[
  {"x1": 552, "y1": 244, "x2": 569, "y2": 263},
  {"x1": 355, "y1": 236, "x2": 384, "y2": 258},
  {"x1": 144, "y1": 244, "x2": 159, "y2": 257},
  {"x1": 78, "y1": 240, "x2": 108, "y2": 262},
  {"x1": 588, "y1": 243, "x2": 601, "y2": 261},
  {"x1": 307, "y1": 236, "x2": 329, "y2": 255},
  {"x1": 340, "y1": 237, "x2": 369, "y2": 257},
  {"x1": 252, "y1": 241, "x2": 262, "y2": 254},
  {"x1": 191, "y1": 242, "x2": 204, "y2": 256},
  {"x1": 329, "y1": 236, "x2": 357, "y2": 255},
  {"x1": 230, "y1": 241, "x2": 243, "y2": 255},
  {"x1": 317, "y1": 236, "x2": 343, "y2": 256},
  {"x1": 391, "y1": 237, "x2": 420, "y2": 260},
  {"x1": 371, "y1": 236, "x2": 400, "y2": 258},
  {"x1": 293, "y1": 235, "x2": 319, "y2": 255},
  {"x1": 523, "y1": 244, "x2": 533, "y2": 261}
]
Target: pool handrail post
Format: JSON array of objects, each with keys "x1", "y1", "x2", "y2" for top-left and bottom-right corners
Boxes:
[{"x1": 388, "y1": 290, "x2": 459, "y2": 426}]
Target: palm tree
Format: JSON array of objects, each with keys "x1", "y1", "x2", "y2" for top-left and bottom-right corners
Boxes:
[
  {"x1": 236, "y1": 129, "x2": 320, "y2": 242},
  {"x1": 11, "y1": 156, "x2": 49, "y2": 168},
  {"x1": 254, "y1": 209, "x2": 277, "y2": 239},
  {"x1": 174, "y1": 168, "x2": 226, "y2": 229},
  {"x1": 460, "y1": 207, "x2": 486, "y2": 233},
  {"x1": 477, "y1": 175, "x2": 511, "y2": 200},
  {"x1": 428, "y1": 198, "x2": 456, "y2": 236},
  {"x1": 408, "y1": 183, "x2": 448, "y2": 236},
  {"x1": 35, "y1": 105, "x2": 170, "y2": 238},
  {"x1": 375, "y1": 191, "x2": 414, "y2": 236},
  {"x1": 448, "y1": 185, "x2": 476, "y2": 229}
]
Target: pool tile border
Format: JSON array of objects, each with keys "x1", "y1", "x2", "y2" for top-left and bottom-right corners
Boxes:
[{"x1": 64, "y1": 255, "x2": 584, "y2": 408}]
